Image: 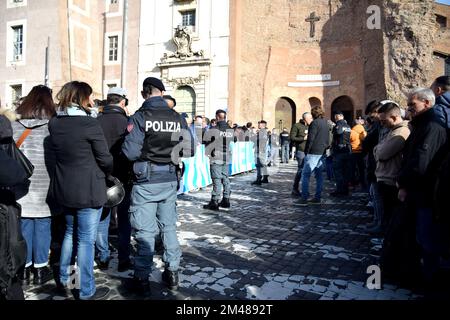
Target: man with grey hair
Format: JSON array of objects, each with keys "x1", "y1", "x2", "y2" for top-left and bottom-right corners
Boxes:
[{"x1": 397, "y1": 87, "x2": 447, "y2": 286}]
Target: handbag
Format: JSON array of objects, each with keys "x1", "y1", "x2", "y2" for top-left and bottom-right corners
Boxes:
[{"x1": 3, "y1": 128, "x2": 35, "y2": 179}]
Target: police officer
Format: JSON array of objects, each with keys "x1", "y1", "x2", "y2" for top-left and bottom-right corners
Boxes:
[
  {"x1": 96, "y1": 87, "x2": 133, "y2": 272},
  {"x1": 203, "y1": 109, "x2": 233, "y2": 211},
  {"x1": 330, "y1": 111, "x2": 352, "y2": 197},
  {"x1": 252, "y1": 120, "x2": 269, "y2": 185},
  {"x1": 122, "y1": 77, "x2": 194, "y2": 296},
  {"x1": 163, "y1": 95, "x2": 176, "y2": 109}
]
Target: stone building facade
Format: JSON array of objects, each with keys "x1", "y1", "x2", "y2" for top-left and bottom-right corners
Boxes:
[
  {"x1": 228, "y1": 0, "x2": 449, "y2": 129},
  {"x1": 0, "y1": 0, "x2": 140, "y2": 109}
]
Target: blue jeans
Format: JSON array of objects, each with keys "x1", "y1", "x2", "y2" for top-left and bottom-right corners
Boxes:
[
  {"x1": 293, "y1": 151, "x2": 306, "y2": 191},
  {"x1": 95, "y1": 209, "x2": 111, "y2": 263},
  {"x1": 301, "y1": 154, "x2": 325, "y2": 201},
  {"x1": 60, "y1": 207, "x2": 102, "y2": 300},
  {"x1": 130, "y1": 181, "x2": 181, "y2": 279},
  {"x1": 117, "y1": 188, "x2": 132, "y2": 264},
  {"x1": 281, "y1": 144, "x2": 290, "y2": 163},
  {"x1": 21, "y1": 217, "x2": 51, "y2": 268},
  {"x1": 210, "y1": 162, "x2": 231, "y2": 201}
]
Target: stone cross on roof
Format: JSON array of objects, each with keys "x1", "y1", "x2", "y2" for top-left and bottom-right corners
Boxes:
[{"x1": 305, "y1": 12, "x2": 320, "y2": 38}]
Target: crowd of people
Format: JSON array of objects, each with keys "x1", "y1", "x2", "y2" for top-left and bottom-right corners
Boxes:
[{"x1": 1, "y1": 74, "x2": 450, "y2": 301}]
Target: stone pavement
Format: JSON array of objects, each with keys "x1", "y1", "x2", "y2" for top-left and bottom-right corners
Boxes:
[{"x1": 24, "y1": 162, "x2": 426, "y2": 300}]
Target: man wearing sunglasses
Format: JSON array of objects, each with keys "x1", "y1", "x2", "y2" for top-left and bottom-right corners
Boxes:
[{"x1": 96, "y1": 87, "x2": 134, "y2": 273}]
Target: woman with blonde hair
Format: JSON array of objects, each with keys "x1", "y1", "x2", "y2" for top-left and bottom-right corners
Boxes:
[{"x1": 48, "y1": 81, "x2": 113, "y2": 300}]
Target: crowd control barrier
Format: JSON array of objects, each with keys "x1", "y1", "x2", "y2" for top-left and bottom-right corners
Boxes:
[{"x1": 178, "y1": 142, "x2": 256, "y2": 194}]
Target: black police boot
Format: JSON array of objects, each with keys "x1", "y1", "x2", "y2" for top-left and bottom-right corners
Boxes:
[
  {"x1": 203, "y1": 200, "x2": 219, "y2": 211},
  {"x1": 18, "y1": 266, "x2": 32, "y2": 285},
  {"x1": 33, "y1": 265, "x2": 54, "y2": 285},
  {"x1": 262, "y1": 175, "x2": 269, "y2": 184},
  {"x1": 125, "y1": 277, "x2": 152, "y2": 297},
  {"x1": 218, "y1": 198, "x2": 230, "y2": 209},
  {"x1": 251, "y1": 178, "x2": 262, "y2": 185},
  {"x1": 162, "y1": 269, "x2": 179, "y2": 291}
]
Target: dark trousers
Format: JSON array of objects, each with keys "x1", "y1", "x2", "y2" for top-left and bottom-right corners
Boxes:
[
  {"x1": 117, "y1": 187, "x2": 132, "y2": 264},
  {"x1": 333, "y1": 152, "x2": 352, "y2": 194},
  {"x1": 351, "y1": 152, "x2": 366, "y2": 188},
  {"x1": 378, "y1": 182, "x2": 399, "y2": 233},
  {"x1": 0, "y1": 278, "x2": 24, "y2": 300}
]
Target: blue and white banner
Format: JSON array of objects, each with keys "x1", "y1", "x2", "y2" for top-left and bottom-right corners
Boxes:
[{"x1": 178, "y1": 142, "x2": 256, "y2": 194}]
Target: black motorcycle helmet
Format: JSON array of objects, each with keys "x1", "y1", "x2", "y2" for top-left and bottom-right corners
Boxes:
[{"x1": 105, "y1": 176, "x2": 125, "y2": 208}]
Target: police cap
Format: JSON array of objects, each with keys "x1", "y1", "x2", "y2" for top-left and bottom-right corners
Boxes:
[
  {"x1": 163, "y1": 95, "x2": 176, "y2": 107},
  {"x1": 258, "y1": 120, "x2": 267, "y2": 124},
  {"x1": 215, "y1": 109, "x2": 227, "y2": 115},
  {"x1": 143, "y1": 77, "x2": 166, "y2": 92}
]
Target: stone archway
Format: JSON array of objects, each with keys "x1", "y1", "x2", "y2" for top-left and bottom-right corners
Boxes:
[
  {"x1": 275, "y1": 97, "x2": 296, "y2": 131},
  {"x1": 173, "y1": 85, "x2": 196, "y2": 118},
  {"x1": 331, "y1": 95, "x2": 355, "y2": 125}
]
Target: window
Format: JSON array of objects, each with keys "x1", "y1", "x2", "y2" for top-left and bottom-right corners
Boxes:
[
  {"x1": 181, "y1": 10, "x2": 196, "y2": 28},
  {"x1": 12, "y1": 25, "x2": 23, "y2": 61},
  {"x1": 107, "y1": 83, "x2": 117, "y2": 89},
  {"x1": 13, "y1": 0, "x2": 24, "y2": 3},
  {"x1": 108, "y1": 35, "x2": 118, "y2": 61},
  {"x1": 11, "y1": 84, "x2": 22, "y2": 104},
  {"x1": 436, "y1": 14, "x2": 447, "y2": 28},
  {"x1": 110, "y1": 0, "x2": 117, "y2": 3},
  {"x1": 7, "y1": 0, "x2": 27, "y2": 8}
]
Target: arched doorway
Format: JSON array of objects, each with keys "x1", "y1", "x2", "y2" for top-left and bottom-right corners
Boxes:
[
  {"x1": 173, "y1": 85, "x2": 196, "y2": 118},
  {"x1": 275, "y1": 97, "x2": 296, "y2": 131},
  {"x1": 309, "y1": 97, "x2": 322, "y2": 109},
  {"x1": 331, "y1": 96, "x2": 354, "y2": 125}
]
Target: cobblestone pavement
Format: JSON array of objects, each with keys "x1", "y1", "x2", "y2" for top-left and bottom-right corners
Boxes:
[{"x1": 24, "y1": 162, "x2": 427, "y2": 300}]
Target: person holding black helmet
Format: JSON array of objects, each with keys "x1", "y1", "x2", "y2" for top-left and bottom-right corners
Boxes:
[
  {"x1": 96, "y1": 87, "x2": 133, "y2": 272},
  {"x1": 122, "y1": 77, "x2": 194, "y2": 297}
]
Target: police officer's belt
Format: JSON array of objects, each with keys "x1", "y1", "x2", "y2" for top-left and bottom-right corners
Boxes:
[{"x1": 148, "y1": 163, "x2": 176, "y2": 173}]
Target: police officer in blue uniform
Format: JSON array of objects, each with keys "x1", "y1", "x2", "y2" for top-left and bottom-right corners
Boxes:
[
  {"x1": 330, "y1": 111, "x2": 352, "y2": 197},
  {"x1": 122, "y1": 77, "x2": 194, "y2": 296},
  {"x1": 203, "y1": 109, "x2": 233, "y2": 211}
]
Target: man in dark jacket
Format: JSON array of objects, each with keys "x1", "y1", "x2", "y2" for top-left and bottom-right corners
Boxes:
[
  {"x1": 252, "y1": 120, "x2": 269, "y2": 185},
  {"x1": 290, "y1": 113, "x2": 313, "y2": 196},
  {"x1": 431, "y1": 75, "x2": 450, "y2": 130},
  {"x1": 96, "y1": 87, "x2": 133, "y2": 272},
  {"x1": 397, "y1": 88, "x2": 448, "y2": 284},
  {"x1": 330, "y1": 112, "x2": 352, "y2": 197},
  {"x1": 203, "y1": 109, "x2": 233, "y2": 210},
  {"x1": 299, "y1": 106, "x2": 330, "y2": 206},
  {"x1": 280, "y1": 128, "x2": 290, "y2": 164}
]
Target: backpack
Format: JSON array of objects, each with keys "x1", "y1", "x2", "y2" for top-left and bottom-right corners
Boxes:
[{"x1": 0, "y1": 201, "x2": 27, "y2": 295}]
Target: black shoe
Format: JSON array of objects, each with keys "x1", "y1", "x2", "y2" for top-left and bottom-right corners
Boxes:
[
  {"x1": 297, "y1": 199, "x2": 309, "y2": 207},
  {"x1": 125, "y1": 277, "x2": 152, "y2": 297},
  {"x1": 309, "y1": 198, "x2": 322, "y2": 205},
  {"x1": 95, "y1": 258, "x2": 110, "y2": 271},
  {"x1": 18, "y1": 266, "x2": 32, "y2": 285},
  {"x1": 118, "y1": 260, "x2": 133, "y2": 273},
  {"x1": 162, "y1": 269, "x2": 179, "y2": 291},
  {"x1": 261, "y1": 176, "x2": 269, "y2": 184},
  {"x1": 291, "y1": 189, "x2": 301, "y2": 197},
  {"x1": 33, "y1": 266, "x2": 54, "y2": 285},
  {"x1": 218, "y1": 198, "x2": 230, "y2": 209},
  {"x1": 252, "y1": 179, "x2": 262, "y2": 186},
  {"x1": 203, "y1": 200, "x2": 219, "y2": 211},
  {"x1": 83, "y1": 286, "x2": 110, "y2": 300}
]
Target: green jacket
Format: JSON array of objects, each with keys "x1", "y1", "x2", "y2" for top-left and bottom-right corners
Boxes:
[{"x1": 290, "y1": 120, "x2": 309, "y2": 152}]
